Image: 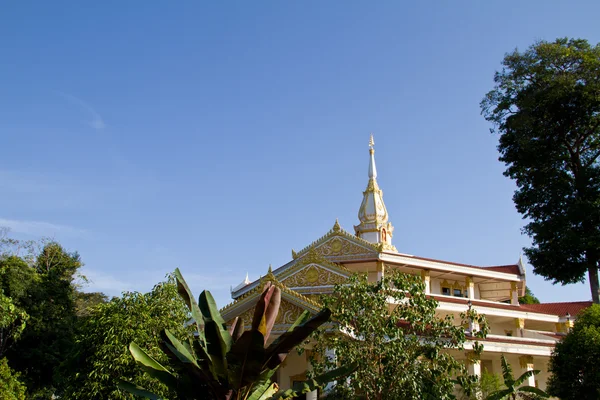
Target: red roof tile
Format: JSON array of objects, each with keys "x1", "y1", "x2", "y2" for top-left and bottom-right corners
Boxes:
[{"x1": 520, "y1": 301, "x2": 593, "y2": 317}]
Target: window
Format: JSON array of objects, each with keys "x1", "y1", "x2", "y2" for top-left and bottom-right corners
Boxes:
[{"x1": 442, "y1": 287, "x2": 451, "y2": 296}]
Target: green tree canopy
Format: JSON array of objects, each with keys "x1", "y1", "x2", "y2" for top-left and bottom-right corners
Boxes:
[
  {"x1": 547, "y1": 304, "x2": 600, "y2": 399},
  {"x1": 0, "y1": 358, "x2": 26, "y2": 400},
  {"x1": 481, "y1": 38, "x2": 600, "y2": 303},
  {"x1": 57, "y1": 277, "x2": 192, "y2": 400},
  {"x1": 518, "y1": 287, "x2": 540, "y2": 305},
  {"x1": 311, "y1": 271, "x2": 487, "y2": 400},
  {"x1": 3, "y1": 242, "x2": 82, "y2": 399}
]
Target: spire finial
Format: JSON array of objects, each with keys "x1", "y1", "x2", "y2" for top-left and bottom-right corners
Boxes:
[
  {"x1": 368, "y1": 134, "x2": 377, "y2": 179},
  {"x1": 268, "y1": 264, "x2": 272, "y2": 273},
  {"x1": 333, "y1": 218, "x2": 341, "y2": 232},
  {"x1": 355, "y1": 136, "x2": 395, "y2": 249}
]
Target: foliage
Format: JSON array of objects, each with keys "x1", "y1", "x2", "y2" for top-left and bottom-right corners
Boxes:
[
  {"x1": 518, "y1": 287, "x2": 540, "y2": 305},
  {"x1": 74, "y1": 291, "x2": 109, "y2": 317},
  {"x1": 0, "y1": 290, "x2": 28, "y2": 357},
  {"x1": 57, "y1": 276, "x2": 192, "y2": 399},
  {"x1": 3, "y1": 242, "x2": 82, "y2": 398},
  {"x1": 485, "y1": 355, "x2": 548, "y2": 400},
  {"x1": 310, "y1": 271, "x2": 488, "y2": 400},
  {"x1": 481, "y1": 38, "x2": 600, "y2": 303},
  {"x1": 0, "y1": 357, "x2": 26, "y2": 400},
  {"x1": 457, "y1": 371, "x2": 503, "y2": 400},
  {"x1": 119, "y1": 268, "x2": 356, "y2": 400},
  {"x1": 547, "y1": 304, "x2": 600, "y2": 399},
  {"x1": 0, "y1": 256, "x2": 34, "y2": 357}
]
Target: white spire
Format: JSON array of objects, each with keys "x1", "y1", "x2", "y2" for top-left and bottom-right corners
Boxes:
[
  {"x1": 369, "y1": 134, "x2": 377, "y2": 179},
  {"x1": 354, "y1": 135, "x2": 395, "y2": 249}
]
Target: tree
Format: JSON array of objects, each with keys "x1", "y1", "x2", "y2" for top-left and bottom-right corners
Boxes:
[
  {"x1": 5, "y1": 242, "x2": 82, "y2": 398},
  {"x1": 73, "y1": 291, "x2": 109, "y2": 317},
  {"x1": 518, "y1": 287, "x2": 540, "y2": 305},
  {"x1": 310, "y1": 271, "x2": 488, "y2": 400},
  {"x1": 547, "y1": 304, "x2": 600, "y2": 399},
  {"x1": 57, "y1": 276, "x2": 191, "y2": 399},
  {"x1": 0, "y1": 286, "x2": 27, "y2": 400},
  {"x1": 481, "y1": 38, "x2": 600, "y2": 303},
  {"x1": 486, "y1": 355, "x2": 548, "y2": 400},
  {"x1": 0, "y1": 257, "x2": 32, "y2": 357},
  {"x1": 119, "y1": 269, "x2": 355, "y2": 400},
  {"x1": 0, "y1": 357, "x2": 26, "y2": 400}
]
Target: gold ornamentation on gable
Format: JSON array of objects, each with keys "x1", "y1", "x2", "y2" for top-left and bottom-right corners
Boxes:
[
  {"x1": 294, "y1": 220, "x2": 379, "y2": 260},
  {"x1": 316, "y1": 236, "x2": 375, "y2": 258},
  {"x1": 282, "y1": 264, "x2": 348, "y2": 288}
]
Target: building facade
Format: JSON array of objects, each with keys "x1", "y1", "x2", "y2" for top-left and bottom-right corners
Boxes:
[{"x1": 220, "y1": 137, "x2": 591, "y2": 397}]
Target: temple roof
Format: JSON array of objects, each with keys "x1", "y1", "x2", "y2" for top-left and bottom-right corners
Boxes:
[
  {"x1": 520, "y1": 301, "x2": 593, "y2": 317},
  {"x1": 220, "y1": 266, "x2": 322, "y2": 321}
]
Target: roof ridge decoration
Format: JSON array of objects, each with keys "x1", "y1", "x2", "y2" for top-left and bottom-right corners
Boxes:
[
  {"x1": 277, "y1": 247, "x2": 351, "y2": 281},
  {"x1": 220, "y1": 265, "x2": 322, "y2": 315},
  {"x1": 292, "y1": 219, "x2": 382, "y2": 260}
]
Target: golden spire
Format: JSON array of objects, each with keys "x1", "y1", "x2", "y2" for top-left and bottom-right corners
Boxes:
[{"x1": 354, "y1": 135, "x2": 394, "y2": 247}]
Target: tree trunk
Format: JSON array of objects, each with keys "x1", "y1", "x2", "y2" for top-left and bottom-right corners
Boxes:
[{"x1": 589, "y1": 266, "x2": 600, "y2": 304}]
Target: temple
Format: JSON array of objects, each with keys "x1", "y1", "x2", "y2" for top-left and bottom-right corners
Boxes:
[{"x1": 220, "y1": 136, "x2": 591, "y2": 398}]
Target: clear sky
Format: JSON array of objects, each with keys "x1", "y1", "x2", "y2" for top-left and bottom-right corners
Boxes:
[{"x1": 1, "y1": 1, "x2": 599, "y2": 308}]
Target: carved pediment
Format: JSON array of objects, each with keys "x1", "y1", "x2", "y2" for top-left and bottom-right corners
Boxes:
[
  {"x1": 281, "y1": 264, "x2": 348, "y2": 288},
  {"x1": 292, "y1": 220, "x2": 379, "y2": 262},
  {"x1": 313, "y1": 236, "x2": 376, "y2": 260}
]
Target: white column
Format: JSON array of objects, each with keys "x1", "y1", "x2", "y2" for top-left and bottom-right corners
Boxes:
[
  {"x1": 377, "y1": 261, "x2": 384, "y2": 281},
  {"x1": 519, "y1": 356, "x2": 536, "y2": 387}
]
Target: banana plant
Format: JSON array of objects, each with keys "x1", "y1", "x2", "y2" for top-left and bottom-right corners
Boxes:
[
  {"x1": 485, "y1": 355, "x2": 548, "y2": 400},
  {"x1": 118, "y1": 268, "x2": 355, "y2": 400}
]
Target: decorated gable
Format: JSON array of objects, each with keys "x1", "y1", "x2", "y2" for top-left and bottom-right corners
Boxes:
[
  {"x1": 278, "y1": 248, "x2": 350, "y2": 289},
  {"x1": 221, "y1": 271, "x2": 322, "y2": 335},
  {"x1": 291, "y1": 220, "x2": 379, "y2": 262}
]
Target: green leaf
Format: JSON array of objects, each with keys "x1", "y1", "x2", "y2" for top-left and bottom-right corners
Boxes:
[
  {"x1": 500, "y1": 355, "x2": 515, "y2": 387},
  {"x1": 518, "y1": 385, "x2": 549, "y2": 397},
  {"x1": 513, "y1": 369, "x2": 538, "y2": 387},
  {"x1": 270, "y1": 363, "x2": 357, "y2": 400},
  {"x1": 161, "y1": 329, "x2": 199, "y2": 366},
  {"x1": 116, "y1": 380, "x2": 163, "y2": 400},
  {"x1": 174, "y1": 268, "x2": 206, "y2": 345},
  {"x1": 129, "y1": 342, "x2": 179, "y2": 389},
  {"x1": 485, "y1": 388, "x2": 512, "y2": 400},
  {"x1": 199, "y1": 290, "x2": 232, "y2": 379},
  {"x1": 246, "y1": 381, "x2": 279, "y2": 400}
]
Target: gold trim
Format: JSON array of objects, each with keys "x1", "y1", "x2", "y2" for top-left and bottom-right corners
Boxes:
[
  {"x1": 519, "y1": 355, "x2": 534, "y2": 369},
  {"x1": 294, "y1": 220, "x2": 379, "y2": 258},
  {"x1": 515, "y1": 318, "x2": 525, "y2": 329},
  {"x1": 220, "y1": 268, "x2": 322, "y2": 316}
]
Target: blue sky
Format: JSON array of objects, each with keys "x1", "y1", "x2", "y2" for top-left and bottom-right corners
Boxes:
[{"x1": 1, "y1": 1, "x2": 599, "y2": 307}]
